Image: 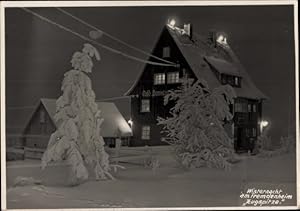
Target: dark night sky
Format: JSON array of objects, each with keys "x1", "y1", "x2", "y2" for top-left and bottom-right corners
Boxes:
[{"x1": 5, "y1": 5, "x2": 295, "y2": 140}]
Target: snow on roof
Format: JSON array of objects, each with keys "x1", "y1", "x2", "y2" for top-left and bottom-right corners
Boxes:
[
  {"x1": 125, "y1": 25, "x2": 267, "y2": 100},
  {"x1": 27, "y1": 98, "x2": 132, "y2": 137},
  {"x1": 97, "y1": 101, "x2": 132, "y2": 137},
  {"x1": 166, "y1": 26, "x2": 267, "y2": 100},
  {"x1": 99, "y1": 96, "x2": 131, "y2": 121},
  {"x1": 204, "y1": 56, "x2": 242, "y2": 77}
]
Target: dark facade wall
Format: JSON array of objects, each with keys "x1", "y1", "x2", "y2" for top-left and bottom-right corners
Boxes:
[
  {"x1": 23, "y1": 104, "x2": 56, "y2": 149},
  {"x1": 129, "y1": 28, "x2": 197, "y2": 146},
  {"x1": 233, "y1": 98, "x2": 262, "y2": 151},
  {"x1": 127, "y1": 27, "x2": 263, "y2": 151}
]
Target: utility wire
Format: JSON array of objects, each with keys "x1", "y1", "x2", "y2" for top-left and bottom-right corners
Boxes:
[
  {"x1": 7, "y1": 106, "x2": 35, "y2": 110},
  {"x1": 56, "y1": 7, "x2": 175, "y2": 65},
  {"x1": 21, "y1": 8, "x2": 176, "y2": 67}
]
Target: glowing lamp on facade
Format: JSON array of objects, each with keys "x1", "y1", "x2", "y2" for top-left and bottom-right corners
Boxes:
[
  {"x1": 261, "y1": 120, "x2": 269, "y2": 127},
  {"x1": 128, "y1": 119, "x2": 133, "y2": 127},
  {"x1": 260, "y1": 120, "x2": 269, "y2": 132}
]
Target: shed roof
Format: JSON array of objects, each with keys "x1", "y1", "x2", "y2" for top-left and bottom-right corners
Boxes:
[
  {"x1": 28, "y1": 98, "x2": 132, "y2": 137},
  {"x1": 204, "y1": 56, "x2": 242, "y2": 77}
]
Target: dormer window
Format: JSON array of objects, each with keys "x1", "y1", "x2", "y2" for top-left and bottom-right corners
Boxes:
[
  {"x1": 163, "y1": 46, "x2": 170, "y2": 58},
  {"x1": 167, "y1": 72, "x2": 180, "y2": 84},
  {"x1": 234, "y1": 77, "x2": 239, "y2": 86},
  {"x1": 204, "y1": 56, "x2": 242, "y2": 87},
  {"x1": 154, "y1": 73, "x2": 165, "y2": 85},
  {"x1": 221, "y1": 74, "x2": 241, "y2": 87}
]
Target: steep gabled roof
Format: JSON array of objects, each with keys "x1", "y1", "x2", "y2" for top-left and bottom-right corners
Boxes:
[
  {"x1": 125, "y1": 25, "x2": 267, "y2": 100},
  {"x1": 41, "y1": 98, "x2": 57, "y2": 124},
  {"x1": 23, "y1": 98, "x2": 132, "y2": 137}
]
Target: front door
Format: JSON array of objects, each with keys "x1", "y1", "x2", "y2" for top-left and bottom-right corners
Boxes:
[{"x1": 234, "y1": 127, "x2": 248, "y2": 152}]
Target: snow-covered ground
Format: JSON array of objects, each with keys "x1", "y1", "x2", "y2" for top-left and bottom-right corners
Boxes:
[{"x1": 6, "y1": 147, "x2": 297, "y2": 209}]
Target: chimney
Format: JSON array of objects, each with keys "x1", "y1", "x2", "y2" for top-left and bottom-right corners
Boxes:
[
  {"x1": 183, "y1": 23, "x2": 192, "y2": 39},
  {"x1": 208, "y1": 30, "x2": 217, "y2": 46}
]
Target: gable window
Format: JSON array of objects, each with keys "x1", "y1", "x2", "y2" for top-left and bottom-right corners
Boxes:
[
  {"x1": 40, "y1": 110, "x2": 46, "y2": 123},
  {"x1": 141, "y1": 126, "x2": 151, "y2": 140},
  {"x1": 167, "y1": 72, "x2": 180, "y2": 84},
  {"x1": 154, "y1": 73, "x2": 165, "y2": 85},
  {"x1": 163, "y1": 46, "x2": 170, "y2": 58},
  {"x1": 140, "y1": 99, "x2": 150, "y2": 112}
]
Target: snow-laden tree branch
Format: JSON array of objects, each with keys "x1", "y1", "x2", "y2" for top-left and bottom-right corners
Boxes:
[
  {"x1": 41, "y1": 44, "x2": 117, "y2": 185},
  {"x1": 158, "y1": 79, "x2": 237, "y2": 170}
]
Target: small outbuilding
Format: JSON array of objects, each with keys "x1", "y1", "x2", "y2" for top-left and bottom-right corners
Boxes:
[{"x1": 22, "y1": 98, "x2": 132, "y2": 158}]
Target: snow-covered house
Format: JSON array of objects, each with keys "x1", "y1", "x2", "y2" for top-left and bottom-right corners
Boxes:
[
  {"x1": 22, "y1": 98, "x2": 132, "y2": 158},
  {"x1": 125, "y1": 23, "x2": 266, "y2": 151}
]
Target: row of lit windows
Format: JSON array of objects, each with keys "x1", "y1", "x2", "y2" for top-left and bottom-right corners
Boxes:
[
  {"x1": 246, "y1": 127, "x2": 257, "y2": 138},
  {"x1": 235, "y1": 102, "x2": 257, "y2": 113},
  {"x1": 221, "y1": 74, "x2": 241, "y2": 87},
  {"x1": 154, "y1": 72, "x2": 180, "y2": 85}
]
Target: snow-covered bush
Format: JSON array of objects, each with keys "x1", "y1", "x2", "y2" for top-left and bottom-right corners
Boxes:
[
  {"x1": 257, "y1": 126, "x2": 296, "y2": 157},
  {"x1": 143, "y1": 146, "x2": 160, "y2": 172},
  {"x1": 279, "y1": 135, "x2": 296, "y2": 154},
  {"x1": 13, "y1": 176, "x2": 42, "y2": 187},
  {"x1": 256, "y1": 126, "x2": 273, "y2": 152},
  {"x1": 41, "y1": 44, "x2": 120, "y2": 185},
  {"x1": 158, "y1": 79, "x2": 236, "y2": 170}
]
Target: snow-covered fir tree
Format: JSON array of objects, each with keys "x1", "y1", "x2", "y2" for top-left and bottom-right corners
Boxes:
[
  {"x1": 41, "y1": 43, "x2": 117, "y2": 184},
  {"x1": 158, "y1": 79, "x2": 236, "y2": 170}
]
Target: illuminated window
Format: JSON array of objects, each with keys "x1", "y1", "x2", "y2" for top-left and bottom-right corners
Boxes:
[
  {"x1": 221, "y1": 74, "x2": 241, "y2": 87},
  {"x1": 253, "y1": 104, "x2": 257, "y2": 112},
  {"x1": 140, "y1": 99, "x2": 150, "y2": 112},
  {"x1": 235, "y1": 77, "x2": 239, "y2": 86},
  {"x1": 235, "y1": 102, "x2": 247, "y2": 113},
  {"x1": 252, "y1": 128, "x2": 257, "y2": 137},
  {"x1": 248, "y1": 104, "x2": 252, "y2": 112},
  {"x1": 141, "y1": 126, "x2": 150, "y2": 140},
  {"x1": 163, "y1": 46, "x2": 170, "y2": 58},
  {"x1": 154, "y1": 73, "x2": 165, "y2": 85},
  {"x1": 167, "y1": 72, "x2": 180, "y2": 84}
]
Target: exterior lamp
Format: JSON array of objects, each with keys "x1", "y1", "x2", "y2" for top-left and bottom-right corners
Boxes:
[
  {"x1": 128, "y1": 119, "x2": 133, "y2": 127},
  {"x1": 261, "y1": 120, "x2": 269, "y2": 127},
  {"x1": 168, "y1": 19, "x2": 176, "y2": 28},
  {"x1": 260, "y1": 120, "x2": 269, "y2": 133}
]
